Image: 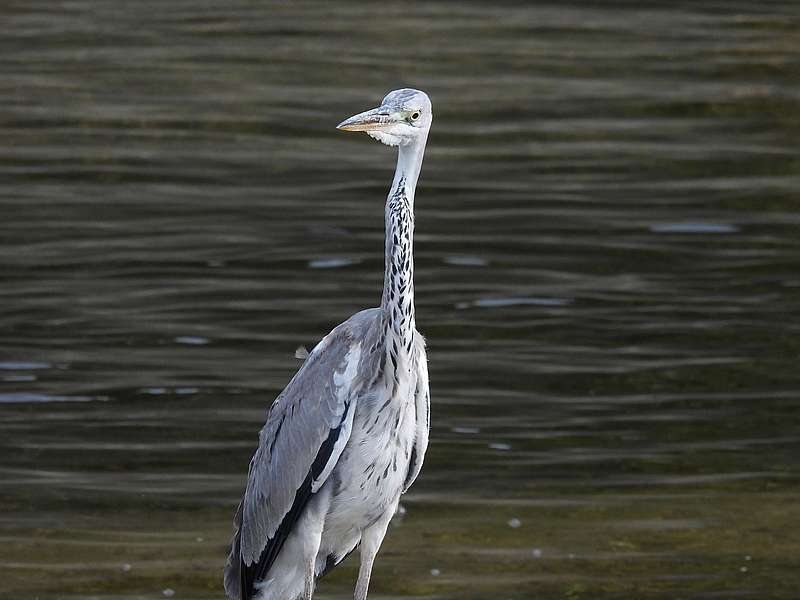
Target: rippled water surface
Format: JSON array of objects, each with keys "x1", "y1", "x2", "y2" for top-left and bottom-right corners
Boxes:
[{"x1": 2, "y1": 1, "x2": 800, "y2": 599}]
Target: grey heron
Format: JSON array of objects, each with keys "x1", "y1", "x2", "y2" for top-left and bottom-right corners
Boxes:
[{"x1": 224, "y1": 88, "x2": 433, "y2": 600}]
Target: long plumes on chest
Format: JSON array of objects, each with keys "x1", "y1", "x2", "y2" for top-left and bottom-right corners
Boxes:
[{"x1": 347, "y1": 384, "x2": 416, "y2": 498}]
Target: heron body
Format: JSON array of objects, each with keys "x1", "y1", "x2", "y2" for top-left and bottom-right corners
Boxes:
[{"x1": 224, "y1": 89, "x2": 433, "y2": 600}]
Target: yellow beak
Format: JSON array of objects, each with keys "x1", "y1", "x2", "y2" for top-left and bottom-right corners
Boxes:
[{"x1": 336, "y1": 107, "x2": 396, "y2": 132}]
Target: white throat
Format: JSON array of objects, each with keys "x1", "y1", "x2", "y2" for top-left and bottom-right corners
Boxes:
[{"x1": 391, "y1": 136, "x2": 428, "y2": 205}]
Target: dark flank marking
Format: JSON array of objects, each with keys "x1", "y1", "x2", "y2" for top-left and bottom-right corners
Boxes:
[
  {"x1": 240, "y1": 403, "x2": 349, "y2": 600},
  {"x1": 404, "y1": 444, "x2": 418, "y2": 489},
  {"x1": 319, "y1": 547, "x2": 356, "y2": 579},
  {"x1": 383, "y1": 464, "x2": 389, "y2": 479}
]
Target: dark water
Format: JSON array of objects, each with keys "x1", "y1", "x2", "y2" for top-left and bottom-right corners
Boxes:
[{"x1": 2, "y1": 1, "x2": 799, "y2": 599}]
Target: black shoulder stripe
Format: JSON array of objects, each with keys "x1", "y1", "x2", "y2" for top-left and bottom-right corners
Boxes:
[
  {"x1": 312, "y1": 401, "x2": 349, "y2": 480},
  {"x1": 240, "y1": 404, "x2": 350, "y2": 600}
]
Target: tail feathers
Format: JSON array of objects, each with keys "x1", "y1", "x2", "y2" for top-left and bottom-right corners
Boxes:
[{"x1": 223, "y1": 502, "x2": 243, "y2": 600}]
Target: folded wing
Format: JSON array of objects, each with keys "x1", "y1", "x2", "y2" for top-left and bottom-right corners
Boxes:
[{"x1": 224, "y1": 309, "x2": 380, "y2": 600}]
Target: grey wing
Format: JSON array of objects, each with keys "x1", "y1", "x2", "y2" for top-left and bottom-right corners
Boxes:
[
  {"x1": 224, "y1": 309, "x2": 380, "y2": 600},
  {"x1": 403, "y1": 332, "x2": 430, "y2": 493}
]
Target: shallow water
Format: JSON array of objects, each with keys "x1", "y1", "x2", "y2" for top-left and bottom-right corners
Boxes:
[{"x1": 1, "y1": 1, "x2": 799, "y2": 599}]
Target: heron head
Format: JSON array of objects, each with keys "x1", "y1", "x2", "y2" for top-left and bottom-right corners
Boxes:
[{"x1": 336, "y1": 88, "x2": 432, "y2": 147}]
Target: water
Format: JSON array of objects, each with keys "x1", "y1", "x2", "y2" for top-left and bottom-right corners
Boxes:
[{"x1": 1, "y1": 1, "x2": 799, "y2": 598}]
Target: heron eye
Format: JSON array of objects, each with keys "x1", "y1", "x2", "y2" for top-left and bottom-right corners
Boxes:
[{"x1": 410, "y1": 111, "x2": 421, "y2": 121}]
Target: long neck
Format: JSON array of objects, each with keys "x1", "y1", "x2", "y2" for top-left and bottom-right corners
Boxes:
[{"x1": 380, "y1": 137, "x2": 427, "y2": 352}]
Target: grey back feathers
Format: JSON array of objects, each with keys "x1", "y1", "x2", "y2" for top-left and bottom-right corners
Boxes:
[{"x1": 224, "y1": 309, "x2": 381, "y2": 597}]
